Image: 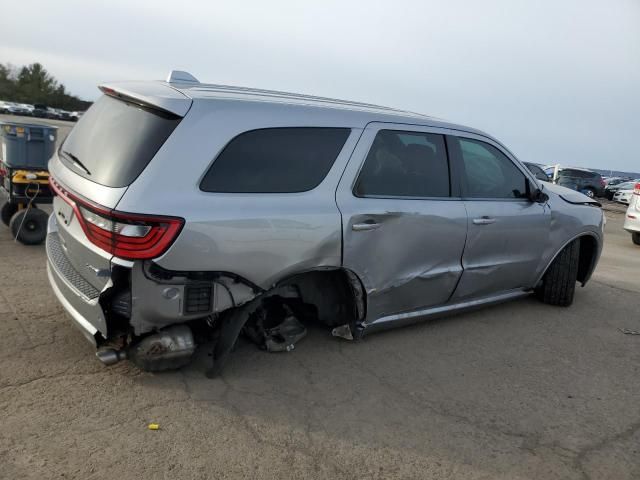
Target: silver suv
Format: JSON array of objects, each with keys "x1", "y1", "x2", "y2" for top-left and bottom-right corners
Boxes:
[{"x1": 46, "y1": 70, "x2": 604, "y2": 374}]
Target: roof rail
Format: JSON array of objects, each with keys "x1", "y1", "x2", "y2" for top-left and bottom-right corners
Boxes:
[{"x1": 166, "y1": 70, "x2": 199, "y2": 84}]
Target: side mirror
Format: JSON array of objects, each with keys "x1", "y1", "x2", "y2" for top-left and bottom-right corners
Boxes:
[
  {"x1": 530, "y1": 187, "x2": 549, "y2": 203},
  {"x1": 525, "y1": 178, "x2": 549, "y2": 203}
]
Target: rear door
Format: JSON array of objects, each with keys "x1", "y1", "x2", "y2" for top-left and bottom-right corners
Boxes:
[
  {"x1": 337, "y1": 123, "x2": 468, "y2": 325},
  {"x1": 447, "y1": 134, "x2": 550, "y2": 300}
]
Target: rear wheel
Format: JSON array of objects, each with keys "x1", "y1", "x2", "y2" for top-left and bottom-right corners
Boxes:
[
  {"x1": 1, "y1": 202, "x2": 18, "y2": 226},
  {"x1": 536, "y1": 239, "x2": 580, "y2": 307},
  {"x1": 584, "y1": 187, "x2": 596, "y2": 198},
  {"x1": 9, "y1": 208, "x2": 49, "y2": 245},
  {"x1": 633, "y1": 232, "x2": 640, "y2": 246}
]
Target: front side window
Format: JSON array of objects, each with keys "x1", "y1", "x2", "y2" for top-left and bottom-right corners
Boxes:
[
  {"x1": 354, "y1": 130, "x2": 450, "y2": 198},
  {"x1": 200, "y1": 127, "x2": 350, "y2": 193},
  {"x1": 456, "y1": 137, "x2": 528, "y2": 199}
]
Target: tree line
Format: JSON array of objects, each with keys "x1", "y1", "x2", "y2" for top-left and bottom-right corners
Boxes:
[{"x1": 0, "y1": 62, "x2": 92, "y2": 111}]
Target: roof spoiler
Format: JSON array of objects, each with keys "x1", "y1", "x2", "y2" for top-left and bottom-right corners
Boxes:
[{"x1": 98, "y1": 81, "x2": 192, "y2": 117}]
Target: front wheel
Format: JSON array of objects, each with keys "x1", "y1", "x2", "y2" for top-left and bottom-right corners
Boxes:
[
  {"x1": 535, "y1": 239, "x2": 580, "y2": 307},
  {"x1": 633, "y1": 232, "x2": 640, "y2": 246}
]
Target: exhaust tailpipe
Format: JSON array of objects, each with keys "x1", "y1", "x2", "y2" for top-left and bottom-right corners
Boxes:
[
  {"x1": 96, "y1": 348, "x2": 127, "y2": 365},
  {"x1": 96, "y1": 325, "x2": 196, "y2": 371}
]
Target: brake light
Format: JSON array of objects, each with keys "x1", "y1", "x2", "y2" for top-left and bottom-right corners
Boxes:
[
  {"x1": 50, "y1": 177, "x2": 183, "y2": 260},
  {"x1": 600, "y1": 178, "x2": 606, "y2": 187},
  {"x1": 634, "y1": 182, "x2": 640, "y2": 196}
]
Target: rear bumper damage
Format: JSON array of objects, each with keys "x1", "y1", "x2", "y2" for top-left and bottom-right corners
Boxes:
[
  {"x1": 47, "y1": 214, "x2": 358, "y2": 373},
  {"x1": 47, "y1": 262, "x2": 100, "y2": 346}
]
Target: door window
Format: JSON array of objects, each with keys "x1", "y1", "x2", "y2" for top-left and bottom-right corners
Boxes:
[
  {"x1": 354, "y1": 130, "x2": 450, "y2": 198},
  {"x1": 456, "y1": 138, "x2": 528, "y2": 199}
]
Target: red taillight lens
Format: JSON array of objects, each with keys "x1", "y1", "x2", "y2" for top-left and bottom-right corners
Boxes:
[
  {"x1": 600, "y1": 178, "x2": 606, "y2": 187},
  {"x1": 50, "y1": 177, "x2": 183, "y2": 260},
  {"x1": 634, "y1": 182, "x2": 640, "y2": 196}
]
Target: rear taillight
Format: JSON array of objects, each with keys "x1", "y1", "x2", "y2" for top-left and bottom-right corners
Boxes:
[
  {"x1": 600, "y1": 178, "x2": 606, "y2": 187},
  {"x1": 50, "y1": 177, "x2": 183, "y2": 260},
  {"x1": 634, "y1": 182, "x2": 640, "y2": 196}
]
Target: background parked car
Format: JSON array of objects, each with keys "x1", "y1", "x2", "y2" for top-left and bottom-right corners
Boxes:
[
  {"x1": 612, "y1": 181, "x2": 639, "y2": 204},
  {"x1": 19, "y1": 103, "x2": 34, "y2": 116},
  {"x1": 523, "y1": 162, "x2": 549, "y2": 182},
  {"x1": 4, "y1": 102, "x2": 31, "y2": 116},
  {"x1": 544, "y1": 165, "x2": 605, "y2": 198},
  {"x1": 69, "y1": 111, "x2": 84, "y2": 121},
  {"x1": 47, "y1": 108, "x2": 61, "y2": 119},
  {"x1": 603, "y1": 176, "x2": 628, "y2": 187},
  {"x1": 58, "y1": 110, "x2": 73, "y2": 121},
  {"x1": 605, "y1": 178, "x2": 635, "y2": 199},
  {"x1": 623, "y1": 182, "x2": 640, "y2": 245},
  {"x1": 32, "y1": 104, "x2": 49, "y2": 118}
]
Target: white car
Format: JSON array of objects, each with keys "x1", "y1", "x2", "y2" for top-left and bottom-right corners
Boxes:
[
  {"x1": 623, "y1": 182, "x2": 640, "y2": 245},
  {"x1": 613, "y1": 182, "x2": 636, "y2": 204}
]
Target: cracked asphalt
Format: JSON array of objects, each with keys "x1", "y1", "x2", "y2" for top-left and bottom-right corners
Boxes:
[{"x1": 0, "y1": 204, "x2": 638, "y2": 479}]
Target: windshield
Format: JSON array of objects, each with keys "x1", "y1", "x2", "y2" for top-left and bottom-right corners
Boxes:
[{"x1": 60, "y1": 94, "x2": 181, "y2": 188}]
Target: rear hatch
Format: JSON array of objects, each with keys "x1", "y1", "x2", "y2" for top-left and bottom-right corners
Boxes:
[{"x1": 48, "y1": 83, "x2": 190, "y2": 318}]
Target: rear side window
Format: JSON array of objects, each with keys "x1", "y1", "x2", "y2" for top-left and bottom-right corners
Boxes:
[
  {"x1": 200, "y1": 128, "x2": 350, "y2": 193},
  {"x1": 354, "y1": 130, "x2": 450, "y2": 198},
  {"x1": 60, "y1": 95, "x2": 181, "y2": 188}
]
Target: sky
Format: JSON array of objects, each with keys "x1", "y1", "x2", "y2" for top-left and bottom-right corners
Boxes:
[{"x1": 1, "y1": 0, "x2": 639, "y2": 172}]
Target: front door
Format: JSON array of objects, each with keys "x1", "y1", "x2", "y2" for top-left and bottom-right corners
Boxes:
[
  {"x1": 446, "y1": 135, "x2": 550, "y2": 300},
  {"x1": 337, "y1": 124, "x2": 468, "y2": 323}
]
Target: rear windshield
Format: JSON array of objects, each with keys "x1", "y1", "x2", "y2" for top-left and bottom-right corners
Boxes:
[{"x1": 60, "y1": 94, "x2": 181, "y2": 188}]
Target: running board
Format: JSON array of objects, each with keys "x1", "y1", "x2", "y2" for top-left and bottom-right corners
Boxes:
[{"x1": 362, "y1": 289, "x2": 531, "y2": 334}]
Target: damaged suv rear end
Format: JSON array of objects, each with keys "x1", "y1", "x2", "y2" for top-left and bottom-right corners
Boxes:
[
  {"x1": 47, "y1": 71, "x2": 604, "y2": 374},
  {"x1": 46, "y1": 75, "x2": 362, "y2": 372}
]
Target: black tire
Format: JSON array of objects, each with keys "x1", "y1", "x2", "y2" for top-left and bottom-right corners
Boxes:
[
  {"x1": 536, "y1": 239, "x2": 580, "y2": 307},
  {"x1": 9, "y1": 208, "x2": 49, "y2": 245},
  {"x1": 584, "y1": 187, "x2": 596, "y2": 198},
  {"x1": 633, "y1": 232, "x2": 640, "y2": 246},
  {"x1": 1, "y1": 202, "x2": 18, "y2": 227}
]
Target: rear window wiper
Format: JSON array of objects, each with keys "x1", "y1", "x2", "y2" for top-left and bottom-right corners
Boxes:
[{"x1": 62, "y1": 150, "x2": 91, "y2": 176}]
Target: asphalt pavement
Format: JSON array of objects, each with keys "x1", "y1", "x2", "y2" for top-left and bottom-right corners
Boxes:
[{"x1": 0, "y1": 114, "x2": 638, "y2": 479}]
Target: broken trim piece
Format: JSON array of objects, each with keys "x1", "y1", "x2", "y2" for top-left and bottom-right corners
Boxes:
[
  {"x1": 144, "y1": 261, "x2": 264, "y2": 293},
  {"x1": 207, "y1": 300, "x2": 257, "y2": 377}
]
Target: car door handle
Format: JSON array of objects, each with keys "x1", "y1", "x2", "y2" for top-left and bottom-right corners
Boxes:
[
  {"x1": 352, "y1": 222, "x2": 381, "y2": 231},
  {"x1": 473, "y1": 216, "x2": 496, "y2": 225}
]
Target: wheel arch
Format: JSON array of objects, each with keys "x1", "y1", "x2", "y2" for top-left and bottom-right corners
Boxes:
[
  {"x1": 538, "y1": 232, "x2": 601, "y2": 287},
  {"x1": 273, "y1": 267, "x2": 367, "y2": 332}
]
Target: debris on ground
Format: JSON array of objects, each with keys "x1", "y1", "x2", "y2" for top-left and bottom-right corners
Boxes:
[
  {"x1": 242, "y1": 296, "x2": 313, "y2": 352},
  {"x1": 618, "y1": 328, "x2": 640, "y2": 335}
]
